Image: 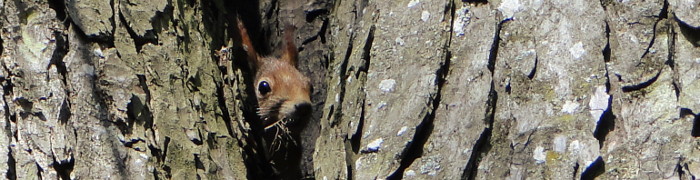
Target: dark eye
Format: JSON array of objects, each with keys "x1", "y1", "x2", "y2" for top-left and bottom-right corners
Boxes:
[{"x1": 258, "y1": 81, "x2": 271, "y2": 95}]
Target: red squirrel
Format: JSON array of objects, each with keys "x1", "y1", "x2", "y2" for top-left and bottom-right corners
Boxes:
[{"x1": 237, "y1": 18, "x2": 312, "y2": 130}]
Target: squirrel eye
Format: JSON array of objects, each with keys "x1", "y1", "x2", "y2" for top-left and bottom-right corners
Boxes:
[{"x1": 258, "y1": 81, "x2": 271, "y2": 95}]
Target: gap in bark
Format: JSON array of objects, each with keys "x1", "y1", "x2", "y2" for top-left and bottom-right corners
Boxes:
[
  {"x1": 387, "y1": 47, "x2": 447, "y2": 176},
  {"x1": 148, "y1": 141, "x2": 166, "y2": 179},
  {"x1": 305, "y1": 9, "x2": 329, "y2": 23},
  {"x1": 135, "y1": 74, "x2": 155, "y2": 135},
  {"x1": 122, "y1": 138, "x2": 144, "y2": 148},
  {"x1": 58, "y1": 99, "x2": 71, "y2": 124},
  {"x1": 264, "y1": 0, "x2": 278, "y2": 20},
  {"x1": 50, "y1": 30, "x2": 69, "y2": 86},
  {"x1": 593, "y1": 95, "x2": 615, "y2": 147},
  {"x1": 693, "y1": 114, "x2": 700, "y2": 137},
  {"x1": 152, "y1": 4, "x2": 173, "y2": 44},
  {"x1": 158, "y1": 137, "x2": 173, "y2": 179},
  {"x1": 52, "y1": 156, "x2": 74, "y2": 180},
  {"x1": 487, "y1": 18, "x2": 511, "y2": 73},
  {"x1": 676, "y1": 162, "x2": 686, "y2": 179},
  {"x1": 152, "y1": 168, "x2": 159, "y2": 180},
  {"x1": 346, "y1": 98, "x2": 364, "y2": 179},
  {"x1": 640, "y1": 0, "x2": 669, "y2": 60},
  {"x1": 193, "y1": 154, "x2": 205, "y2": 170},
  {"x1": 621, "y1": 69, "x2": 661, "y2": 92},
  {"x1": 200, "y1": 0, "x2": 226, "y2": 50},
  {"x1": 163, "y1": 136, "x2": 171, "y2": 162},
  {"x1": 461, "y1": 82, "x2": 497, "y2": 180},
  {"x1": 329, "y1": 37, "x2": 352, "y2": 128},
  {"x1": 358, "y1": 26, "x2": 375, "y2": 75},
  {"x1": 320, "y1": 18, "x2": 329, "y2": 44},
  {"x1": 0, "y1": 32, "x2": 3, "y2": 56},
  {"x1": 505, "y1": 81, "x2": 511, "y2": 94},
  {"x1": 339, "y1": 12, "x2": 361, "y2": 180},
  {"x1": 666, "y1": 19, "x2": 676, "y2": 69},
  {"x1": 2, "y1": 75, "x2": 15, "y2": 180},
  {"x1": 675, "y1": 15, "x2": 700, "y2": 47},
  {"x1": 135, "y1": 74, "x2": 152, "y2": 105},
  {"x1": 460, "y1": 15, "x2": 508, "y2": 180},
  {"x1": 462, "y1": 128, "x2": 493, "y2": 180},
  {"x1": 602, "y1": 21, "x2": 611, "y2": 63},
  {"x1": 187, "y1": 0, "x2": 195, "y2": 7},
  {"x1": 47, "y1": 0, "x2": 67, "y2": 21},
  {"x1": 681, "y1": 108, "x2": 700, "y2": 137},
  {"x1": 67, "y1": 13, "x2": 115, "y2": 45},
  {"x1": 672, "y1": 81, "x2": 680, "y2": 100},
  {"x1": 573, "y1": 162, "x2": 580, "y2": 179},
  {"x1": 580, "y1": 156, "x2": 605, "y2": 180},
  {"x1": 386, "y1": 1, "x2": 456, "y2": 177},
  {"x1": 597, "y1": 22, "x2": 616, "y2": 147},
  {"x1": 599, "y1": 0, "x2": 610, "y2": 10},
  {"x1": 464, "y1": 0, "x2": 488, "y2": 5},
  {"x1": 162, "y1": 165, "x2": 172, "y2": 179},
  {"x1": 527, "y1": 55, "x2": 538, "y2": 79},
  {"x1": 683, "y1": 163, "x2": 696, "y2": 179},
  {"x1": 214, "y1": 82, "x2": 235, "y2": 138},
  {"x1": 6, "y1": 147, "x2": 16, "y2": 180},
  {"x1": 109, "y1": 0, "x2": 116, "y2": 43},
  {"x1": 347, "y1": 23, "x2": 376, "y2": 155},
  {"x1": 121, "y1": 95, "x2": 139, "y2": 134},
  {"x1": 386, "y1": 109, "x2": 436, "y2": 179},
  {"x1": 659, "y1": 0, "x2": 669, "y2": 19},
  {"x1": 118, "y1": 12, "x2": 157, "y2": 52},
  {"x1": 350, "y1": 101, "x2": 365, "y2": 154},
  {"x1": 36, "y1": 163, "x2": 43, "y2": 179},
  {"x1": 301, "y1": 18, "x2": 330, "y2": 49}
]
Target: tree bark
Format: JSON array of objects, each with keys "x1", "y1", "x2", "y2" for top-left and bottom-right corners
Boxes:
[{"x1": 0, "y1": 0, "x2": 698, "y2": 179}]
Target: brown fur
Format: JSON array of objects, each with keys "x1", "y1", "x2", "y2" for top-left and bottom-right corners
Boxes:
[{"x1": 237, "y1": 18, "x2": 312, "y2": 130}]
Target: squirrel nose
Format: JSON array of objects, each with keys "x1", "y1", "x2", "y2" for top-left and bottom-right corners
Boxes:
[{"x1": 294, "y1": 102, "x2": 312, "y2": 117}]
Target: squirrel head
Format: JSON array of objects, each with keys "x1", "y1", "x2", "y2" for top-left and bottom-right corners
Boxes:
[{"x1": 238, "y1": 19, "x2": 312, "y2": 129}]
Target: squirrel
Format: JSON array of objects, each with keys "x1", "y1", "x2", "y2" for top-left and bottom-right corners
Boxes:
[{"x1": 237, "y1": 18, "x2": 313, "y2": 131}]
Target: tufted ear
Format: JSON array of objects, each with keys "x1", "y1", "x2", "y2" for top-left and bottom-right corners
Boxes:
[
  {"x1": 237, "y1": 16, "x2": 262, "y2": 71},
  {"x1": 280, "y1": 24, "x2": 298, "y2": 67}
]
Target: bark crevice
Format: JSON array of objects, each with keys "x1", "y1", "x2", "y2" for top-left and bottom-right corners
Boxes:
[
  {"x1": 46, "y1": 0, "x2": 67, "y2": 23},
  {"x1": 639, "y1": 0, "x2": 668, "y2": 60},
  {"x1": 620, "y1": 69, "x2": 661, "y2": 92},
  {"x1": 595, "y1": 24, "x2": 615, "y2": 147},
  {"x1": 674, "y1": 15, "x2": 700, "y2": 47},
  {"x1": 6, "y1": 147, "x2": 16, "y2": 180},
  {"x1": 680, "y1": 108, "x2": 699, "y2": 137},
  {"x1": 51, "y1": 155, "x2": 74, "y2": 180},
  {"x1": 580, "y1": 156, "x2": 605, "y2": 180},
  {"x1": 461, "y1": 14, "x2": 508, "y2": 180},
  {"x1": 118, "y1": 11, "x2": 157, "y2": 52},
  {"x1": 386, "y1": 1, "x2": 456, "y2": 177},
  {"x1": 593, "y1": 95, "x2": 615, "y2": 147}
]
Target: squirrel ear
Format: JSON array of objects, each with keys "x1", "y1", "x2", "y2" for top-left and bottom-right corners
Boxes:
[
  {"x1": 281, "y1": 24, "x2": 298, "y2": 67},
  {"x1": 237, "y1": 16, "x2": 262, "y2": 70}
]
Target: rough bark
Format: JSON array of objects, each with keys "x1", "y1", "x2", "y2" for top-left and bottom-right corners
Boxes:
[
  {"x1": 314, "y1": 0, "x2": 699, "y2": 179},
  {"x1": 0, "y1": 0, "x2": 698, "y2": 179}
]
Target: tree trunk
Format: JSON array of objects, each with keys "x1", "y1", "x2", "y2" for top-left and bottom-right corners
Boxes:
[{"x1": 0, "y1": 0, "x2": 698, "y2": 179}]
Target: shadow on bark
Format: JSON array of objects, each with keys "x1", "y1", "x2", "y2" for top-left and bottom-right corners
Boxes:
[
  {"x1": 674, "y1": 14, "x2": 700, "y2": 47},
  {"x1": 680, "y1": 108, "x2": 700, "y2": 137},
  {"x1": 580, "y1": 156, "x2": 605, "y2": 180},
  {"x1": 593, "y1": 96, "x2": 616, "y2": 147}
]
